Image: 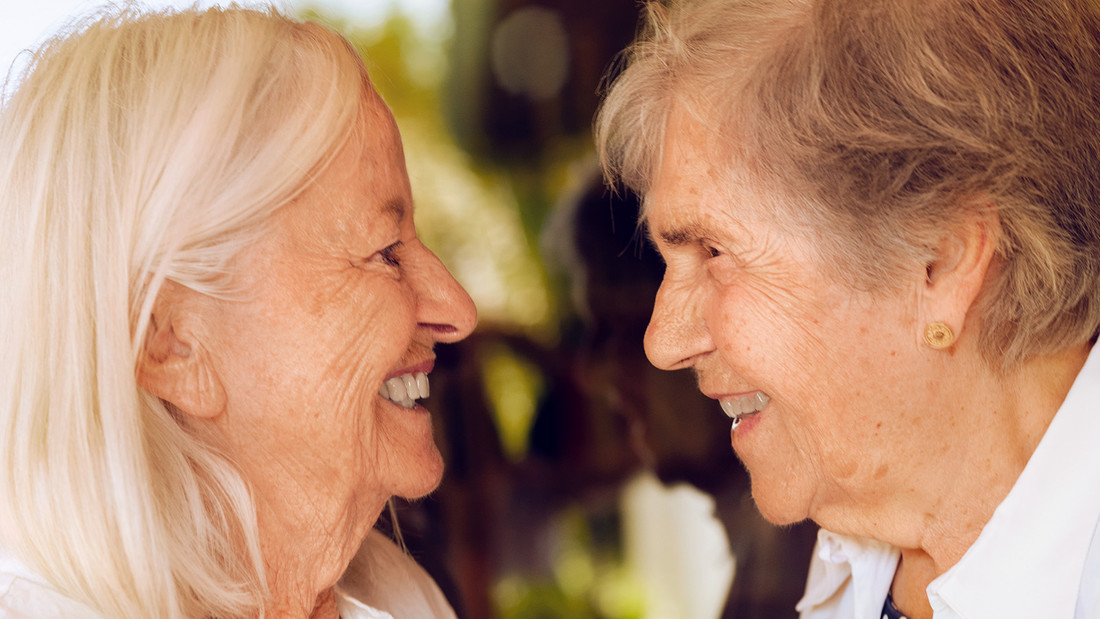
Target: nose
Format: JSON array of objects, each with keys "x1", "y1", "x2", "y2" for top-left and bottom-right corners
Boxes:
[
  {"x1": 412, "y1": 242, "x2": 477, "y2": 343},
  {"x1": 643, "y1": 277, "x2": 714, "y2": 370}
]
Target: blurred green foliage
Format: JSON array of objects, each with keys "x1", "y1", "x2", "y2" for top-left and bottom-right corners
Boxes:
[
  {"x1": 301, "y1": 5, "x2": 559, "y2": 336},
  {"x1": 480, "y1": 342, "x2": 543, "y2": 461},
  {"x1": 494, "y1": 509, "x2": 646, "y2": 619},
  {"x1": 296, "y1": 4, "x2": 650, "y2": 618}
]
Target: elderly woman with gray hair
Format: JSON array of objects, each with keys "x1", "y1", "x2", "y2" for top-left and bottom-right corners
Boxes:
[
  {"x1": 598, "y1": 0, "x2": 1100, "y2": 617},
  {"x1": 0, "y1": 6, "x2": 474, "y2": 618}
]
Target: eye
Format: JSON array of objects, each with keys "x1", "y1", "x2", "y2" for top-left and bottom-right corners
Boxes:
[
  {"x1": 702, "y1": 241, "x2": 722, "y2": 258},
  {"x1": 374, "y1": 241, "x2": 403, "y2": 268}
]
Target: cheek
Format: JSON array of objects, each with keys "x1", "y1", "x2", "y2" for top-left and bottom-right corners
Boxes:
[
  {"x1": 712, "y1": 279, "x2": 881, "y2": 476},
  {"x1": 325, "y1": 285, "x2": 417, "y2": 405},
  {"x1": 243, "y1": 272, "x2": 417, "y2": 419},
  {"x1": 709, "y1": 276, "x2": 833, "y2": 377}
]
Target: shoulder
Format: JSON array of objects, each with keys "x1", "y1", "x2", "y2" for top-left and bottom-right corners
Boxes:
[{"x1": 336, "y1": 529, "x2": 457, "y2": 619}]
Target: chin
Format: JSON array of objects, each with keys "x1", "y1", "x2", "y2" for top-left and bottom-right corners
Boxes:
[
  {"x1": 749, "y1": 479, "x2": 811, "y2": 527},
  {"x1": 393, "y1": 445, "x2": 445, "y2": 500}
]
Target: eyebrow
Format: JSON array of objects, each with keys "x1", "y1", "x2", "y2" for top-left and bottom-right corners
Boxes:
[
  {"x1": 383, "y1": 198, "x2": 406, "y2": 223},
  {"x1": 652, "y1": 222, "x2": 709, "y2": 248}
]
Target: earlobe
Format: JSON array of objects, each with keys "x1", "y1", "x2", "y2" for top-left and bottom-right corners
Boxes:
[
  {"x1": 921, "y1": 206, "x2": 1000, "y2": 347},
  {"x1": 136, "y1": 283, "x2": 226, "y2": 419}
]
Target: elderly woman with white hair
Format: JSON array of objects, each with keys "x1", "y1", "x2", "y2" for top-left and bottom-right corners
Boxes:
[
  {"x1": 0, "y1": 6, "x2": 474, "y2": 618},
  {"x1": 598, "y1": 0, "x2": 1100, "y2": 617}
]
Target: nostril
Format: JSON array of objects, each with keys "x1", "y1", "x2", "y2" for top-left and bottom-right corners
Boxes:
[
  {"x1": 413, "y1": 267, "x2": 477, "y2": 341},
  {"x1": 643, "y1": 315, "x2": 713, "y2": 371},
  {"x1": 419, "y1": 320, "x2": 472, "y2": 343},
  {"x1": 420, "y1": 322, "x2": 458, "y2": 334}
]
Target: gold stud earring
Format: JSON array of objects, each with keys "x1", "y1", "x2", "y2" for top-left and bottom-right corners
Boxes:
[{"x1": 924, "y1": 322, "x2": 955, "y2": 349}]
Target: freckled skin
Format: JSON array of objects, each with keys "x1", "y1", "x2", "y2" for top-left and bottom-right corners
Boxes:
[
  {"x1": 642, "y1": 103, "x2": 1092, "y2": 619},
  {"x1": 643, "y1": 106, "x2": 954, "y2": 530},
  {"x1": 184, "y1": 86, "x2": 476, "y2": 614}
]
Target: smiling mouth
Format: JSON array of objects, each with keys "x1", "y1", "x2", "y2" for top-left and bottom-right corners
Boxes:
[
  {"x1": 378, "y1": 372, "x2": 430, "y2": 409},
  {"x1": 720, "y1": 392, "x2": 769, "y2": 429}
]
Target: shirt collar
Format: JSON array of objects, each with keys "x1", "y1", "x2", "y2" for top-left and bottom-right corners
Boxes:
[
  {"x1": 334, "y1": 585, "x2": 395, "y2": 619},
  {"x1": 797, "y1": 529, "x2": 899, "y2": 615},
  {"x1": 797, "y1": 344, "x2": 1100, "y2": 618},
  {"x1": 928, "y1": 343, "x2": 1100, "y2": 617}
]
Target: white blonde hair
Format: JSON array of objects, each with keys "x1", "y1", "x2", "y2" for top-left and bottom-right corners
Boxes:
[{"x1": 0, "y1": 6, "x2": 366, "y2": 617}]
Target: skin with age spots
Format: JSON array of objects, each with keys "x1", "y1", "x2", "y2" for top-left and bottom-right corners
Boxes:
[
  {"x1": 644, "y1": 106, "x2": 943, "y2": 528},
  {"x1": 641, "y1": 105, "x2": 1089, "y2": 619},
  {"x1": 143, "y1": 84, "x2": 476, "y2": 618}
]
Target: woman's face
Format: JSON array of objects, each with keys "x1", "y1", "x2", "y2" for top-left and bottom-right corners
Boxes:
[
  {"x1": 644, "y1": 109, "x2": 948, "y2": 529},
  {"x1": 197, "y1": 88, "x2": 476, "y2": 524}
]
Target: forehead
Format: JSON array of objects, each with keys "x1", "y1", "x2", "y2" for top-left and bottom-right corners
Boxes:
[
  {"x1": 357, "y1": 87, "x2": 407, "y2": 182},
  {"x1": 271, "y1": 87, "x2": 410, "y2": 239},
  {"x1": 644, "y1": 106, "x2": 758, "y2": 242}
]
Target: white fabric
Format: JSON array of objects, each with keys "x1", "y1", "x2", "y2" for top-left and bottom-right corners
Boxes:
[
  {"x1": 1076, "y1": 512, "x2": 1100, "y2": 618},
  {"x1": 0, "y1": 529, "x2": 455, "y2": 618},
  {"x1": 0, "y1": 551, "x2": 99, "y2": 619},
  {"x1": 337, "y1": 529, "x2": 458, "y2": 619},
  {"x1": 797, "y1": 343, "x2": 1100, "y2": 619}
]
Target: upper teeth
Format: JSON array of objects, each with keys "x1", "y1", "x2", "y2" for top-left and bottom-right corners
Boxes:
[
  {"x1": 379, "y1": 372, "x2": 430, "y2": 409},
  {"x1": 720, "y1": 392, "x2": 769, "y2": 419}
]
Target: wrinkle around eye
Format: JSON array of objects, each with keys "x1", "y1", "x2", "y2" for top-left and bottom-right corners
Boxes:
[
  {"x1": 660, "y1": 252, "x2": 701, "y2": 282},
  {"x1": 346, "y1": 255, "x2": 401, "y2": 281},
  {"x1": 704, "y1": 252, "x2": 741, "y2": 286},
  {"x1": 375, "y1": 241, "x2": 403, "y2": 267}
]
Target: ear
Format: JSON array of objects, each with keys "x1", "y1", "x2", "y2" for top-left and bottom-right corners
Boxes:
[
  {"x1": 136, "y1": 281, "x2": 226, "y2": 419},
  {"x1": 920, "y1": 205, "x2": 1000, "y2": 347}
]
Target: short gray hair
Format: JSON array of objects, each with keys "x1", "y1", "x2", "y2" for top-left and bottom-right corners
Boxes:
[{"x1": 597, "y1": 0, "x2": 1100, "y2": 368}]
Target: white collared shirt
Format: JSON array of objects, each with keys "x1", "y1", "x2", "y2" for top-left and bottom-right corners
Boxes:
[
  {"x1": 797, "y1": 344, "x2": 1100, "y2": 619},
  {"x1": 0, "y1": 529, "x2": 456, "y2": 618}
]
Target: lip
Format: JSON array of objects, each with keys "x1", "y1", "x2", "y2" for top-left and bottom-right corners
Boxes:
[
  {"x1": 378, "y1": 357, "x2": 436, "y2": 412},
  {"x1": 385, "y1": 358, "x2": 435, "y2": 381},
  {"x1": 706, "y1": 390, "x2": 759, "y2": 401},
  {"x1": 733, "y1": 410, "x2": 762, "y2": 433},
  {"x1": 705, "y1": 390, "x2": 768, "y2": 441}
]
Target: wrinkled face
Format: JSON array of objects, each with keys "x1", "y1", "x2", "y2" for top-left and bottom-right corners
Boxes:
[
  {"x1": 200, "y1": 87, "x2": 476, "y2": 523},
  {"x1": 644, "y1": 108, "x2": 943, "y2": 528}
]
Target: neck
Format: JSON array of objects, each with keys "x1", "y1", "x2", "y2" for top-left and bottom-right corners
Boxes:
[
  {"x1": 259, "y1": 587, "x2": 339, "y2": 619},
  {"x1": 887, "y1": 343, "x2": 1091, "y2": 618},
  {"x1": 254, "y1": 487, "x2": 387, "y2": 619}
]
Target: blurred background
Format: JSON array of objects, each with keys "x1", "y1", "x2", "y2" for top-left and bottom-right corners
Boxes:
[{"x1": 5, "y1": 1, "x2": 817, "y2": 617}]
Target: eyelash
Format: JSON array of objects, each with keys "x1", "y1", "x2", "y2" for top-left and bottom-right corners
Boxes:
[{"x1": 378, "y1": 242, "x2": 403, "y2": 268}]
